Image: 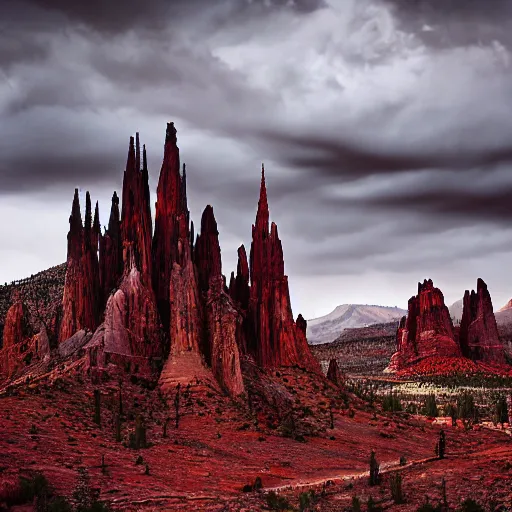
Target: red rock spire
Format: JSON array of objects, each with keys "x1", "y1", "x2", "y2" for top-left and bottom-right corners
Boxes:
[
  {"x1": 194, "y1": 205, "x2": 222, "y2": 292},
  {"x1": 459, "y1": 278, "x2": 505, "y2": 364},
  {"x1": 92, "y1": 201, "x2": 100, "y2": 251},
  {"x1": 99, "y1": 191, "x2": 123, "y2": 298},
  {"x1": 120, "y1": 134, "x2": 153, "y2": 284},
  {"x1": 152, "y1": 122, "x2": 189, "y2": 331},
  {"x1": 248, "y1": 166, "x2": 320, "y2": 372},
  {"x1": 60, "y1": 190, "x2": 101, "y2": 342}
]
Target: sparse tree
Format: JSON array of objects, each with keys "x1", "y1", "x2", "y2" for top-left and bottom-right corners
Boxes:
[
  {"x1": 174, "y1": 383, "x2": 181, "y2": 429},
  {"x1": 94, "y1": 390, "x2": 101, "y2": 426},
  {"x1": 438, "y1": 430, "x2": 446, "y2": 459},
  {"x1": 369, "y1": 451, "x2": 380, "y2": 486}
]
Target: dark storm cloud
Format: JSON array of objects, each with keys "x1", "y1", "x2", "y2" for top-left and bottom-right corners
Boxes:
[
  {"x1": 3, "y1": 0, "x2": 512, "y2": 315},
  {"x1": 257, "y1": 131, "x2": 512, "y2": 178}
]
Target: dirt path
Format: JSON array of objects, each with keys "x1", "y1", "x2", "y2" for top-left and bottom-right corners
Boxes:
[{"x1": 265, "y1": 456, "x2": 439, "y2": 493}]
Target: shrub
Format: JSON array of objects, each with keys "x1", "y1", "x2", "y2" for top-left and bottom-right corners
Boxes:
[
  {"x1": 266, "y1": 491, "x2": 292, "y2": 510},
  {"x1": 417, "y1": 501, "x2": 442, "y2": 512},
  {"x1": 351, "y1": 495, "x2": 361, "y2": 512},
  {"x1": 400, "y1": 455, "x2": 407, "y2": 466},
  {"x1": 457, "y1": 498, "x2": 485, "y2": 512},
  {"x1": 423, "y1": 394, "x2": 439, "y2": 418},
  {"x1": 457, "y1": 391, "x2": 477, "y2": 421},
  {"x1": 390, "y1": 472, "x2": 404, "y2": 504},
  {"x1": 383, "y1": 392, "x2": 403, "y2": 413},
  {"x1": 369, "y1": 451, "x2": 380, "y2": 486}
]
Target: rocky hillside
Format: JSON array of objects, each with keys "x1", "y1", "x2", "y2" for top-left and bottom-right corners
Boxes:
[
  {"x1": 0, "y1": 264, "x2": 66, "y2": 348},
  {"x1": 307, "y1": 304, "x2": 405, "y2": 345},
  {"x1": 311, "y1": 321, "x2": 398, "y2": 376}
]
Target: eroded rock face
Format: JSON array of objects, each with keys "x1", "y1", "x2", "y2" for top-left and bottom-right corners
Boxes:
[
  {"x1": 86, "y1": 261, "x2": 163, "y2": 374},
  {"x1": 59, "y1": 190, "x2": 101, "y2": 342},
  {"x1": 169, "y1": 241, "x2": 203, "y2": 356},
  {"x1": 248, "y1": 168, "x2": 320, "y2": 372},
  {"x1": 99, "y1": 192, "x2": 123, "y2": 301},
  {"x1": 388, "y1": 279, "x2": 461, "y2": 371},
  {"x1": 206, "y1": 276, "x2": 245, "y2": 396},
  {"x1": 0, "y1": 302, "x2": 48, "y2": 381},
  {"x1": 326, "y1": 358, "x2": 342, "y2": 386},
  {"x1": 152, "y1": 123, "x2": 189, "y2": 330},
  {"x1": 87, "y1": 134, "x2": 162, "y2": 374},
  {"x1": 459, "y1": 278, "x2": 505, "y2": 364}
]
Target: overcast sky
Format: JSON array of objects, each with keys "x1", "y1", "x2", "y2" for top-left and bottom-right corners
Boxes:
[{"x1": 2, "y1": 0, "x2": 512, "y2": 320}]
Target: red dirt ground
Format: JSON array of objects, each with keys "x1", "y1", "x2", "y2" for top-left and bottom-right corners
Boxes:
[{"x1": 0, "y1": 358, "x2": 511, "y2": 511}]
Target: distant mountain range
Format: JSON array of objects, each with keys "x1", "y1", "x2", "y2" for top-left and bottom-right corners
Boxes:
[{"x1": 307, "y1": 304, "x2": 407, "y2": 345}]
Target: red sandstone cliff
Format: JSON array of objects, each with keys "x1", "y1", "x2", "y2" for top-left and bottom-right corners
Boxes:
[
  {"x1": 387, "y1": 279, "x2": 461, "y2": 371},
  {"x1": 59, "y1": 190, "x2": 101, "y2": 342},
  {"x1": 459, "y1": 278, "x2": 505, "y2": 364}
]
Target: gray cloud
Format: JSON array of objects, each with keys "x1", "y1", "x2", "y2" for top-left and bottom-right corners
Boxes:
[{"x1": 2, "y1": 0, "x2": 512, "y2": 318}]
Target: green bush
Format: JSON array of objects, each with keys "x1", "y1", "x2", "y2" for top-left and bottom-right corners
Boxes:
[
  {"x1": 351, "y1": 495, "x2": 361, "y2": 512},
  {"x1": 423, "y1": 394, "x2": 439, "y2": 418},
  {"x1": 266, "y1": 491, "x2": 292, "y2": 510},
  {"x1": 390, "y1": 472, "x2": 404, "y2": 504},
  {"x1": 457, "y1": 498, "x2": 484, "y2": 512},
  {"x1": 383, "y1": 392, "x2": 403, "y2": 412}
]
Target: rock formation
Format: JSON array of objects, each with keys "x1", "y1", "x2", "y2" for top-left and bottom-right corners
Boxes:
[
  {"x1": 59, "y1": 189, "x2": 101, "y2": 342},
  {"x1": 0, "y1": 301, "x2": 49, "y2": 381},
  {"x1": 499, "y1": 298, "x2": 512, "y2": 312},
  {"x1": 326, "y1": 358, "x2": 342, "y2": 386},
  {"x1": 99, "y1": 192, "x2": 123, "y2": 301},
  {"x1": 121, "y1": 134, "x2": 153, "y2": 286},
  {"x1": 86, "y1": 134, "x2": 163, "y2": 374},
  {"x1": 459, "y1": 278, "x2": 505, "y2": 364},
  {"x1": 206, "y1": 276, "x2": 245, "y2": 396},
  {"x1": 194, "y1": 205, "x2": 222, "y2": 293},
  {"x1": 152, "y1": 123, "x2": 189, "y2": 331},
  {"x1": 194, "y1": 205, "x2": 245, "y2": 394},
  {"x1": 387, "y1": 279, "x2": 462, "y2": 371},
  {"x1": 248, "y1": 167, "x2": 321, "y2": 372}
]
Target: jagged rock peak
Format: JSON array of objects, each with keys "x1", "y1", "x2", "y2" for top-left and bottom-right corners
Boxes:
[
  {"x1": 153, "y1": 122, "x2": 189, "y2": 330},
  {"x1": 69, "y1": 188, "x2": 83, "y2": 235},
  {"x1": 296, "y1": 314, "x2": 307, "y2": 336},
  {"x1": 255, "y1": 164, "x2": 269, "y2": 232},
  {"x1": 121, "y1": 132, "x2": 153, "y2": 283},
  {"x1": 326, "y1": 358, "x2": 342, "y2": 386},
  {"x1": 386, "y1": 278, "x2": 461, "y2": 372},
  {"x1": 459, "y1": 278, "x2": 505, "y2": 364},
  {"x1": 107, "y1": 192, "x2": 120, "y2": 233},
  {"x1": 195, "y1": 205, "x2": 222, "y2": 292},
  {"x1": 166, "y1": 121, "x2": 177, "y2": 144}
]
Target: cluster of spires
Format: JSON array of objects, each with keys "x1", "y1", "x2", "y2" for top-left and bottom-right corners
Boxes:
[{"x1": 58, "y1": 122, "x2": 320, "y2": 394}]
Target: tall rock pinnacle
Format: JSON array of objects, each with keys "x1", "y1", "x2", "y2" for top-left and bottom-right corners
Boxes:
[
  {"x1": 60, "y1": 189, "x2": 101, "y2": 342},
  {"x1": 152, "y1": 122, "x2": 190, "y2": 331},
  {"x1": 194, "y1": 205, "x2": 222, "y2": 292},
  {"x1": 459, "y1": 278, "x2": 505, "y2": 364},
  {"x1": 248, "y1": 166, "x2": 320, "y2": 371},
  {"x1": 121, "y1": 133, "x2": 153, "y2": 284},
  {"x1": 99, "y1": 191, "x2": 123, "y2": 300}
]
